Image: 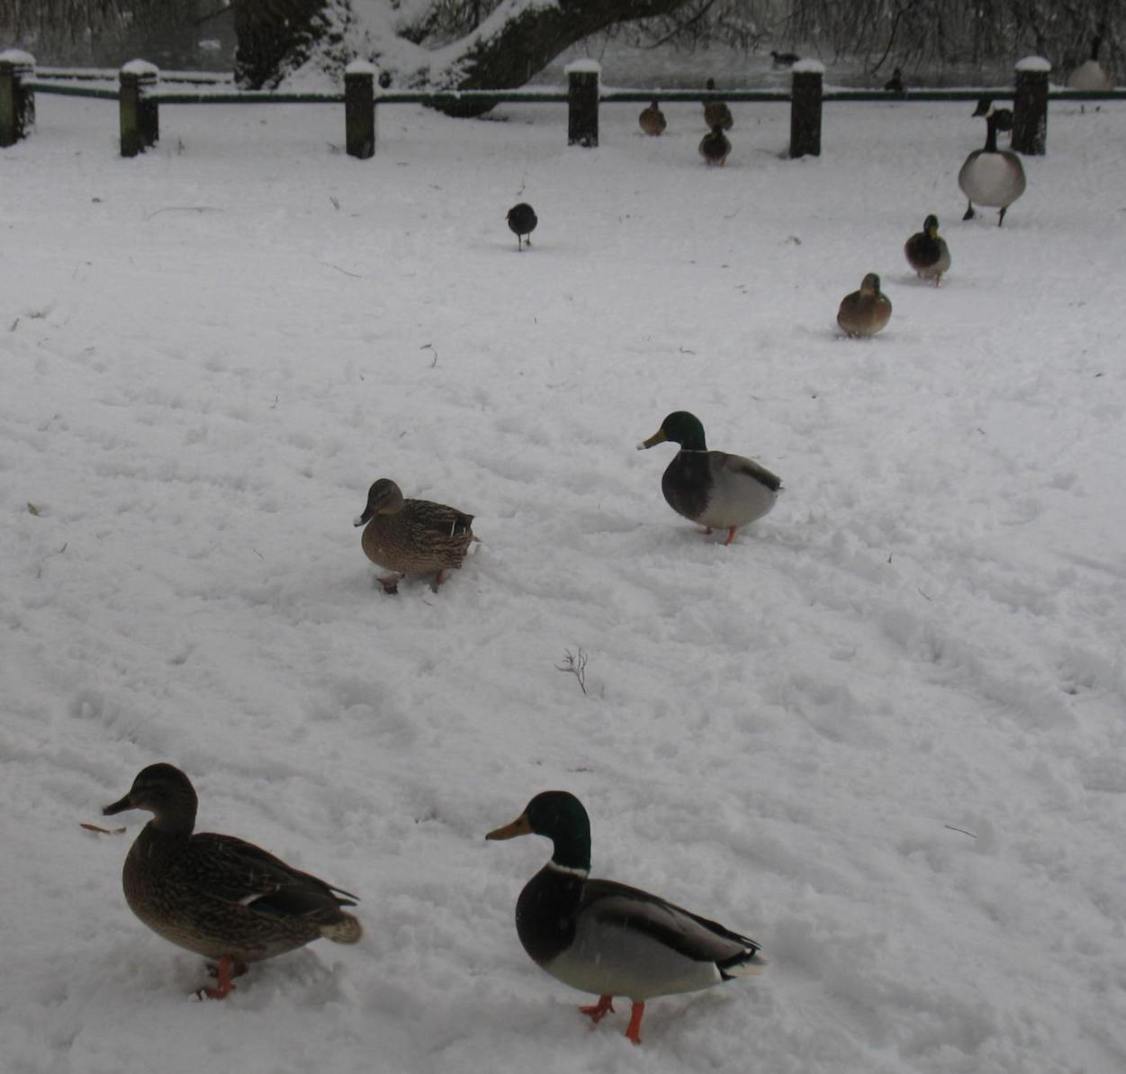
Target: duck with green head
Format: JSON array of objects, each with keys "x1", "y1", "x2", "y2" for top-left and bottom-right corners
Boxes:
[
  {"x1": 487, "y1": 791, "x2": 765, "y2": 1045},
  {"x1": 638, "y1": 411, "x2": 781, "y2": 544},
  {"x1": 103, "y1": 764, "x2": 362, "y2": 998},
  {"x1": 904, "y1": 214, "x2": 951, "y2": 285}
]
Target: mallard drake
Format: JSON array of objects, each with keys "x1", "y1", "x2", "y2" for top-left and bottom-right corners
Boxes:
[
  {"x1": 639, "y1": 100, "x2": 667, "y2": 136},
  {"x1": 698, "y1": 126, "x2": 731, "y2": 166},
  {"x1": 637, "y1": 411, "x2": 780, "y2": 544},
  {"x1": 702, "y1": 78, "x2": 733, "y2": 131},
  {"x1": 1068, "y1": 28, "x2": 1114, "y2": 92},
  {"x1": 354, "y1": 477, "x2": 474, "y2": 593},
  {"x1": 103, "y1": 764, "x2": 361, "y2": 999},
  {"x1": 487, "y1": 791, "x2": 764, "y2": 1045},
  {"x1": 904, "y1": 214, "x2": 951, "y2": 285},
  {"x1": 837, "y1": 272, "x2": 892, "y2": 337},
  {"x1": 506, "y1": 202, "x2": 537, "y2": 250},
  {"x1": 958, "y1": 100, "x2": 1026, "y2": 226}
]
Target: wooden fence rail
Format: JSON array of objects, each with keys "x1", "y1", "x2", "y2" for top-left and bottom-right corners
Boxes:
[{"x1": 2, "y1": 49, "x2": 1124, "y2": 161}]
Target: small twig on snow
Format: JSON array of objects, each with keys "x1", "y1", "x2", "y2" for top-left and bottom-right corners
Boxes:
[
  {"x1": 556, "y1": 648, "x2": 589, "y2": 696},
  {"x1": 945, "y1": 824, "x2": 977, "y2": 838}
]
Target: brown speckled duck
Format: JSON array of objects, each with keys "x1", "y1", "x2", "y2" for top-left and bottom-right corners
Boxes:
[
  {"x1": 639, "y1": 100, "x2": 667, "y2": 136},
  {"x1": 487, "y1": 791, "x2": 765, "y2": 1045},
  {"x1": 638, "y1": 411, "x2": 781, "y2": 544},
  {"x1": 904, "y1": 214, "x2": 951, "y2": 285},
  {"x1": 837, "y1": 273, "x2": 892, "y2": 337},
  {"x1": 702, "y1": 78, "x2": 733, "y2": 130},
  {"x1": 355, "y1": 478, "x2": 474, "y2": 593},
  {"x1": 103, "y1": 764, "x2": 361, "y2": 999}
]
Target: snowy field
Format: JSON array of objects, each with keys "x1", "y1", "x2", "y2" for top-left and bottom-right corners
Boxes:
[{"x1": 2, "y1": 90, "x2": 1125, "y2": 1074}]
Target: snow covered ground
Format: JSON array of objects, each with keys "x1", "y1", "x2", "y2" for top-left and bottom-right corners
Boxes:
[{"x1": 2, "y1": 90, "x2": 1125, "y2": 1074}]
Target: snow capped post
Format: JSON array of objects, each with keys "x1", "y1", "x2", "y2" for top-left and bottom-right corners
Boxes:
[
  {"x1": 566, "y1": 60, "x2": 600, "y2": 148},
  {"x1": 119, "y1": 60, "x2": 159, "y2": 158},
  {"x1": 1013, "y1": 56, "x2": 1050, "y2": 156},
  {"x1": 789, "y1": 59, "x2": 824, "y2": 158},
  {"x1": 0, "y1": 49, "x2": 36, "y2": 148},
  {"x1": 345, "y1": 60, "x2": 375, "y2": 159}
]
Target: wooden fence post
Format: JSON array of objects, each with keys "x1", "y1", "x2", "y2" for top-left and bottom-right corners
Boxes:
[
  {"x1": 1012, "y1": 56, "x2": 1050, "y2": 155},
  {"x1": 345, "y1": 60, "x2": 375, "y2": 159},
  {"x1": 0, "y1": 49, "x2": 36, "y2": 147},
  {"x1": 566, "y1": 60, "x2": 600, "y2": 147},
  {"x1": 120, "y1": 60, "x2": 159, "y2": 158},
  {"x1": 789, "y1": 60, "x2": 824, "y2": 158}
]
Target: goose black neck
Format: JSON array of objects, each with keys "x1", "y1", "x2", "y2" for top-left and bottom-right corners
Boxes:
[
  {"x1": 1091, "y1": 34, "x2": 1103, "y2": 61},
  {"x1": 984, "y1": 115, "x2": 999, "y2": 153}
]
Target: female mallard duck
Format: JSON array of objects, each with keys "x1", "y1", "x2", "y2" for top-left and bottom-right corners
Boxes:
[
  {"x1": 837, "y1": 272, "x2": 892, "y2": 337},
  {"x1": 702, "y1": 78, "x2": 733, "y2": 130},
  {"x1": 637, "y1": 411, "x2": 780, "y2": 544},
  {"x1": 487, "y1": 791, "x2": 764, "y2": 1045},
  {"x1": 103, "y1": 764, "x2": 361, "y2": 998},
  {"x1": 958, "y1": 100, "x2": 1026, "y2": 226},
  {"x1": 639, "y1": 100, "x2": 667, "y2": 136},
  {"x1": 354, "y1": 478, "x2": 474, "y2": 593},
  {"x1": 698, "y1": 126, "x2": 732, "y2": 166},
  {"x1": 1068, "y1": 28, "x2": 1113, "y2": 92},
  {"x1": 904, "y1": 214, "x2": 951, "y2": 285}
]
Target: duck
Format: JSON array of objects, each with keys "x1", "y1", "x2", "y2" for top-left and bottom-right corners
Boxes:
[
  {"x1": 103, "y1": 763, "x2": 361, "y2": 999},
  {"x1": 698, "y1": 126, "x2": 732, "y2": 166},
  {"x1": 506, "y1": 202, "x2": 537, "y2": 249},
  {"x1": 354, "y1": 477, "x2": 474, "y2": 593},
  {"x1": 1068, "y1": 27, "x2": 1114, "y2": 92},
  {"x1": 486, "y1": 791, "x2": 765, "y2": 1045},
  {"x1": 904, "y1": 214, "x2": 951, "y2": 285},
  {"x1": 637, "y1": 411, "x2": 781, "y2": 544},
  {"x1": 639, "y1": 99, "x2": 667, "y2": 136},
  {"x1": 702, "y1": 78, "x2": 733, "y2": 131},
  {"x1": 883, "y1": 67, "x2": 906, "y2": 94},
  {"x1": 771, "y1": 49, "x2": 800, "y2": 67},
  {"x1": 837, "y1": 273, "x2": 892, "y2": 337},
  {"x1": 958, "y1": 100, "x2": 1026, "y2": 226}
]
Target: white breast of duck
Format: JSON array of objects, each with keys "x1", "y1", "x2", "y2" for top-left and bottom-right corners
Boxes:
[{"x1": 665, "y1": 449, "x2": 780, "y2": 530}]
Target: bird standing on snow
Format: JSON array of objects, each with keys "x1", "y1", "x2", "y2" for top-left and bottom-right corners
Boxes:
[
  {"x1": 837, "y1": 273, "x2": 892, "y2": 337},
  {"x1": 699, "y1": 126, "x2": 732, "y2": 166},
  {"x1": 958, "y1": 100, "x2": 1026, "y2": 226},
  {"x1": 1068, "y1": 27, "x2": 1114, "y2": 91},
  {"x1": 639, "y1": 99, "x2": 667, "y2": 136},
  {"x1": 487, "y1": 791, "x2": 765, "y2": 1045},
  {"x1": 884, "y1": 67, "x2": 906, "y2": 93},
  {"x1": 702, "y1": 78, "x2": 733, "y2": 130},
  {"x1": 506, "y1": 202, "x2": 537, "y2": 249},
  {"x1": 103, "y1": 764, "x2": 361, "y2": 999},
  {"x1": 904, "y1": 214, "x2": 951, "y2": 285},
  {"x1": 638, "y1": 410, "x2": 781, "y2": 544},
  {"x1": 354, "y1": 478, "x2": 474, "y2": 594}
]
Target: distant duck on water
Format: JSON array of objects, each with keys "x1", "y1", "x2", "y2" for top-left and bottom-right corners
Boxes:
[
  {"x1": 638, "y1": 411, "x2": 781, "y2": 544},
  {"x1": 639, "y1": 99, "x2": 667, "y2": 135},
  {"x1": 904, "y1": 214, "x2": 951, "y2": 285},
  {"x1": 487, "y1": 791, "x2": 765, "y2": 1045},
  {"x1": 702, "y1": 78, "x2": 733, "y2": 130},
  {"x1": 837, "y1": 273, "x2": 892, "y2": 337},
  {"x1": 103, "y1": 764, "x2": 361, "y2": 999},
  {"x1": 958, "y1": 99, "x2": 1026, "y2": 226}
]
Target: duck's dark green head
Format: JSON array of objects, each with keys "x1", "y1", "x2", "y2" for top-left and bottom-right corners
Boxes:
[
  {"x1": 354, "y1": 478, "x2": 405, "y2": 527},
  {"x1": 104, "y1": 763, "x2": 198, "y2": 835},
  {"x1": 924, "y1": 214, "x2": 939, "y2": 236},
  {"x1": 486, "y1": 790, "x2": 592, "y2": 872},
  {"x1": 638, "y1": 411, "x2": 708, "y2": 452}
]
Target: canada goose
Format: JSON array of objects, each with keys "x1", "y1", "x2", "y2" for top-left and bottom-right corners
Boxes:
[
  {"x1": 1068, "y1": 28, "x2": 1114, "y2": 93},
  {"x1": 958, "y1": 100, "x2": 1026, "y2": 227}
]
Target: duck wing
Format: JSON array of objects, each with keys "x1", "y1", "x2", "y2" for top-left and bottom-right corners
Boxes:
[
  {"x1": 716, "y1": 451, "x2": 783, "y2": 493},
  {"x1": 403, "y1": 499, "x2": 474, "y2": 539},
  {"x1": 579, "y1": 878, "x2": 763, "y2": 974},
  {"x1": 184, "y1": 833, "x2": 358, "y2": 919}
]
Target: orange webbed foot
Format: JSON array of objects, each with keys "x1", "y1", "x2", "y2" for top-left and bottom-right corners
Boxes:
[
  {"x1": 625, "y1": 1001, "x2": 646, "y2": 1045},
  {"x1": 579, "y1": 994, "x2": 615, "y2": 1025}
]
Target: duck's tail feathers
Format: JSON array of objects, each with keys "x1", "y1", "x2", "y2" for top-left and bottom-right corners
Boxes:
[
  {"x1": 717, "y1": 946, "x2": 767, "y2": 979},
  {"x1": 320, "y1": 912, "x2": 363, "y2": 944}
]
